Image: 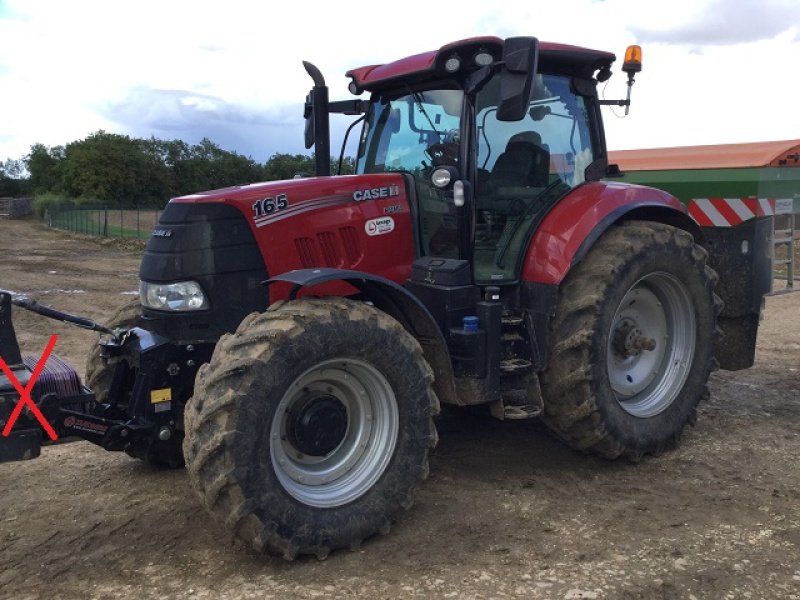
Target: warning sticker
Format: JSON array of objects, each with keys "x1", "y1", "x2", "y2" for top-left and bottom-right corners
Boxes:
[{"x1": 150, "y1": 388, "x2": 172, "y2": 404}]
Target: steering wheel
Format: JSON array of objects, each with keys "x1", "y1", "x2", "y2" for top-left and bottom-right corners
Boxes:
[
  {"x1": 425, "y1": 128, "x2": 460, "y2": 167},
  {"x1": 425, "y1": 143, "x2": 458, "y2": 166}
]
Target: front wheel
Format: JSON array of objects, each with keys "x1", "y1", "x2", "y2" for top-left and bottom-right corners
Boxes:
[
  {"x1": 541, "y1": 222, "x2": 721, "y2": 460},
  {"x1": 183, "y1": 297, "x2": 439, "y2": 559}
]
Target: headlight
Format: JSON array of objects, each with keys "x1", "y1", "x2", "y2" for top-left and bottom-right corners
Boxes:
[{"x1": 139, "y1": 280, "x2": 209, "y2": 312}]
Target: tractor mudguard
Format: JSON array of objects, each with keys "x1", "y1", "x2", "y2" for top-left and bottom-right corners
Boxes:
[
  {"x1": 522, "y1": 180, "x2": 698, "y2": 285},
  {"x1": 265, "y1": 269, "x2": 458, "y2": 406}
]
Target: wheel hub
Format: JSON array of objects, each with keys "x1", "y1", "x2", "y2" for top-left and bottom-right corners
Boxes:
[
  {"x1": 606, "y1": 273, "x2": 696, "y2": 418},
  {"x1": 270, "y1": 359, "x2": 399, "y2": 508},
  {"x1": 288, "y1": 394, "x2": 348, "y2": 457},
  {"x1": 612, "y1": 318, "x2": 657, "y2": 358}
]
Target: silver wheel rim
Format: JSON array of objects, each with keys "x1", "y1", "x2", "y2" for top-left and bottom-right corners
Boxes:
[
  {"x1": 270, "y1": 358, "x2": 399, "y2": 508},
  {"x1": 607, "y1": 272, "x2": 696, "y2": 418}
]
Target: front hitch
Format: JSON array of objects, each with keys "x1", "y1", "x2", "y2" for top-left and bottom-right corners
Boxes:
[{"x1": 0, "y1": 291, "x2": 156, "y2": 463}]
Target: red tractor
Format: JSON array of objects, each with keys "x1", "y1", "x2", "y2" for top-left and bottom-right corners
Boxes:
[{"x1": 1, "y1": 37, "x2": 769, "y2": 559}]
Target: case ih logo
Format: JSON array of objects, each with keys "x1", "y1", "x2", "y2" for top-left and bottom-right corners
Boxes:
[
  {"x1": 365, "y1": 217, "x2": 395, "y2": 237},
  {"x1": 353, "y1": 185, "x2": 400, "y2": 202}
]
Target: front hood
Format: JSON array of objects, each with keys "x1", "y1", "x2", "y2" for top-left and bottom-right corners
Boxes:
[
  {"x1": 171, "y1": 173, "x2": 406, "y2": 208},
  {"x1": 169, "y1": 172, "x2": 416, "y2": 300}
]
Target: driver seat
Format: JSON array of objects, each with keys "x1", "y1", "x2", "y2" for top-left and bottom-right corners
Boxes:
[{"x1": 489, "y1": 131, "x2": 550, "y2": 189}]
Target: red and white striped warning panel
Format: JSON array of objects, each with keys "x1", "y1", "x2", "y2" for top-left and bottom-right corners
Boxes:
[{"x1": 688, "y1": 198, "x2": 794, "y2": 227}]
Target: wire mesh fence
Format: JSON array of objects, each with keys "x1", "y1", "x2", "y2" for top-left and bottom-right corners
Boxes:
[{"x1": 45, "y1": 205, "x2": 163, "y2": 240}]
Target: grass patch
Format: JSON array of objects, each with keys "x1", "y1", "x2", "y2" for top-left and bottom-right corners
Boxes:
[{"x1": 48, "y1": 208, "x2": 162, "y2": 239}]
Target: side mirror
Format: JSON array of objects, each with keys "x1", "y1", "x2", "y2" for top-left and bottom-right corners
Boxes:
[
  {"x1": 303, "y1": 93, "x2": 315, "y2": 149},
  {"x1": 497, "y1": 37, "x2": 539, "y2": 122}
]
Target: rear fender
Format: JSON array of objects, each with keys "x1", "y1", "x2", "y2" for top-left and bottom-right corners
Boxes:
[
  {"x1": 522, "y1": 181, "x2": 697, "y2": 285},
  {"x1": 266, "y1": 269, "x2": 458, "y2": 406}
]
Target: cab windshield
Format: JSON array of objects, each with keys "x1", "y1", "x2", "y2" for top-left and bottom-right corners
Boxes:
[
  {"x1": 357, "y1": 88, "x2": 465, "y2": 258},
  {"x1": 356, "y1": 88, "x2": 464, "y2": 176}
]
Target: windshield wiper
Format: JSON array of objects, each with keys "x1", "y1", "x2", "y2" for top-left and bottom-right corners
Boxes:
[{"x1": 411, "y1": 91, "x2": 441, "y2": 137}]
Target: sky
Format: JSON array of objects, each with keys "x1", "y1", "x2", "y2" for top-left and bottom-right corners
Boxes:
[{"x1": 0, "y1": 0, "x2": 798, "y2": 164}]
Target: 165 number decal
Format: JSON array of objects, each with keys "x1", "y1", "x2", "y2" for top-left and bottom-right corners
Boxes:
[{"x1": 252, "y1": 194, "x2": 288, "y2": 218}]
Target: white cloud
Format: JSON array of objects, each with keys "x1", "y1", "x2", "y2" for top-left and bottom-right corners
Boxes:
[
  {"x1": 0, "y1": 0, "x2": 798, "y2": 162},
  {"x1": 629, "y1": 0, "x2": 800, "y2": 46}
]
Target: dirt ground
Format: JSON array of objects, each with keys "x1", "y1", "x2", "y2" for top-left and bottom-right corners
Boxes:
[{"x1": 1, "y1": 217, "x2": 799, "y2": 600}]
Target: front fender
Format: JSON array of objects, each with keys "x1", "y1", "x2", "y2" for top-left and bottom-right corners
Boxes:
[
  {"x1": 266, "y1": 268, "x2": 459, "y2": 407},
  {"x1": 522, "y1": 181, "x2": 696, "y2": 285}
]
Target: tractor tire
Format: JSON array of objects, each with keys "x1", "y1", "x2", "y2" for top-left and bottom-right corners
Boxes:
[
  {"x1": 183, "y1": 297, "x2": 439, "y2": 560},
  {"x1": 541, "y1": 222, "x2": 721, "y2": 460},
  {"x1": 85, "y1": 298, "x2": 141, "y2": 403},
  {"x1": 85, "y1": 298, "x2": 184, "y2": 469}
]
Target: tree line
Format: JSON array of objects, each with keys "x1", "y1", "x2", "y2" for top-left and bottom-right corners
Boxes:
[{"x1": 0, "y1": 131, "x2": 355, "y2": 209}]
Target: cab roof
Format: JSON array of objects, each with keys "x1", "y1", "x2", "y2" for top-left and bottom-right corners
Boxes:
[{"x1": 345, "y1": 36, "x2": 616, "y2": 92}]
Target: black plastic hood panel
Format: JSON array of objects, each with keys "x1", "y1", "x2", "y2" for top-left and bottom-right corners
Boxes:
[{"x1": 139, "y1": 202, "x2": 268, "y2": 341}]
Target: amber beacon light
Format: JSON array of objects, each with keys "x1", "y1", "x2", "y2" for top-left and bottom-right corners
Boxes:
[
  {"x1": 598, "y1": 44, "x2": 643, "y2": 114},
  {"x1": 622, "y1": 45, "x2": 642, "y2": 115},
  {"x1": 623, "y1": 45, "x2": 642, "y2": 74}
]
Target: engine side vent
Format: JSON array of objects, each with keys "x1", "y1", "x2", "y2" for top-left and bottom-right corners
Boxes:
[
  {"x1": 317, "y1": 232, "x2": 343, "y2": 268},
  {"x1": 295, "y1": 237, "x2": 319, "y2": 268},
  {"x1": 339, "y1": 226, "x2": 363, "y2": 266}
]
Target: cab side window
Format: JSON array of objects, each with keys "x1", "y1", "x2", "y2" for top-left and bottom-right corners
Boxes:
[{"x1": 474, "y1": 74, "x2": 596, "y2": 283}]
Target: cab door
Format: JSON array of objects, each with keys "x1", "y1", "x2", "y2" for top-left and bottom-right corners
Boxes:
[
  {"x1": 356, "y1": 88, "x2": 467, "y2": 260},
  {"x1": 472, "y1": 74, "x2": 599, "y2": 284}
]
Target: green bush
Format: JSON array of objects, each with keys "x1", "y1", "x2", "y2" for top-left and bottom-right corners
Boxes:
[
  {"x1": 75, "y1": 196, "x2": 105, "y2": 208},
  {"x1": 33, "y1": 192, "x2": 71, "y2": 218}
]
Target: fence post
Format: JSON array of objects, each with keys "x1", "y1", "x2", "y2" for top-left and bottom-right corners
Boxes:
[
  {"x1": 103, "y1": 208, "x2": 108, "y2": 237},
  {"x1": 137, "y1": 207, "x2": 140, "y2": 239}
]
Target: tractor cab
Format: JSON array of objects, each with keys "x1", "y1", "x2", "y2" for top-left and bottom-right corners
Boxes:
[
  {"x1": 310, "y1": 36, "x2": 620, "y2": 285},
  {"x1": 354, "y1": 70, "x2": 602, "y2": 284}
]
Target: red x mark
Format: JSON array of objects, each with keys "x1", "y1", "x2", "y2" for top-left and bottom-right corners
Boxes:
[{"x1": 1, "y1": 335, "x2": 59, "y2": 441}]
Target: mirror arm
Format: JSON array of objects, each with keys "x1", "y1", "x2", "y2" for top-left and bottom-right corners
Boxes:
[
  {"x1": 329, "y1": 100, "x2": 367, "y2": 115},
  {"x1": 465, "y1": 64, "x2": 499, "y2": 95}
]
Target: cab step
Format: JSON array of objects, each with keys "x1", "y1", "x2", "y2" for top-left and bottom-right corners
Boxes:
[
  {"x1": 501, "y1": 315, "x2": 524, "y2": 326},
  {"x1": 502, "y1": 403, "x2": 542, "y2": 420},
  {"x1": 500, "y1": 358, "x2": 533, "y2": 374},
  {"x1": 490, "y1": 384, "x2": 544, "y2": 420}
]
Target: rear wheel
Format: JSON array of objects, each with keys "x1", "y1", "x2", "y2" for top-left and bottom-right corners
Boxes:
[
  {"x1": 183, "y1": 297, "x2": 439, "y2": 559},
  {"x1": 541, "y1": 222, "x2": 720, "y2": 459}
]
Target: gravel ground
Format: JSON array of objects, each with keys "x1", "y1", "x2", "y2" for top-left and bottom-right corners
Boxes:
[{"x1": 1, "y1": 217, "x2": 799, "y2": 600}]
